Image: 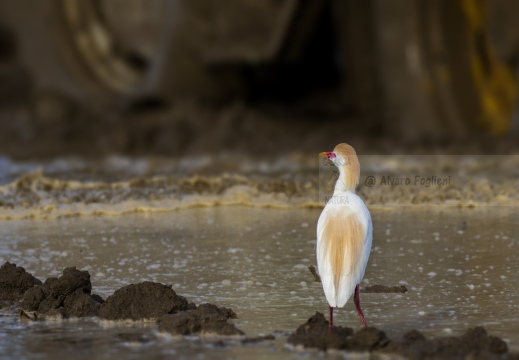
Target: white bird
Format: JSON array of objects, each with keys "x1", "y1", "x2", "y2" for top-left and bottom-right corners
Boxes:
[{"x1": 317, "y1": 143, "x2": 372, "y2": 333}]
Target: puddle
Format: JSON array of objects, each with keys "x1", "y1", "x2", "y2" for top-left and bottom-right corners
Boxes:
[{"x1": 0, "y1": 206, "x2": 518, "y2": 358}]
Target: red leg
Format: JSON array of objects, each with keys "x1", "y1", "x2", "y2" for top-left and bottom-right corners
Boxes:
[
  {"x1": 354, "y1": 284, "x2": 367, "y2": 328},
  {"x1": 329, "y1": 306, "x2": 333, "y2": 333}
]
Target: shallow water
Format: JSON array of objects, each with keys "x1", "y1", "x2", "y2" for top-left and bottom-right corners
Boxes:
[{"x1": 0, "y1": 206, "x2": 518, "y2": 358}]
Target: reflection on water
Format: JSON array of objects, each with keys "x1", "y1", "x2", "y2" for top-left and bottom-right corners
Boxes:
[{"x1": 0, "y1": 206, "x2": 518, "y2": 358}]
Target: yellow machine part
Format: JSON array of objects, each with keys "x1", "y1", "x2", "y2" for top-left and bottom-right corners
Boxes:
[{"x1": 462, "y1": 0, "x2": 517, "y2": 134}]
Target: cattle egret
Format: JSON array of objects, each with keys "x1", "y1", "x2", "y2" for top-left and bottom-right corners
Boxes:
[{"x1": 317, "y1": 143, "x2": 372, "y2": 333}]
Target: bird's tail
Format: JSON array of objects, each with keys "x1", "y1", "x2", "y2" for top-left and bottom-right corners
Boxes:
[{"x1": 321, "y1": 212, "x2": 365, "y2": 293}]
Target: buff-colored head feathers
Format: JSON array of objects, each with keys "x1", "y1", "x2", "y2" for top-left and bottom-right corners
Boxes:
[{"x1": 333, "y1": 143, "x2": 360, "y2": 191}]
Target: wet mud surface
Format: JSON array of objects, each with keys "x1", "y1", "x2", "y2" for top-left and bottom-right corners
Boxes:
[
  {"x1": 1, "y1": 206, "x2": 518, "y2": 359},
  {"x1": 288, "y1": 312, "x2": 512, "y2": 359},
  {"x1": 2, "y1": 260, "x2": 518, "y2": 358}
]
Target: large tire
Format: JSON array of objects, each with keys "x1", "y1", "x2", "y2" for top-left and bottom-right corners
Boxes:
[
  {"x1": 0, "y1": 0, "x2": 173, "y2": 106},
  {"x1": 0, "y1": 0, "x2": 297, "y2": 107}
]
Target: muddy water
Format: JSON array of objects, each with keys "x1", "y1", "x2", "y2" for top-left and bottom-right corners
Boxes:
[
  {"x1": 1, "y1": 154, "x2": 519, "y2": 221},
  {"x1": 0, "y1": 206, "x2": 518, "y2": 358}
]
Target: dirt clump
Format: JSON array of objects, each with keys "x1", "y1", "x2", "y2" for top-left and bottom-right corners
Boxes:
[
  {"x1": 158, "y1": 303, "x2": 243, "y2": 336},
  {"x1": 287, "y1": 312, "x2": 389, "y2": 351},
  {"x1": 289, "y1": 312, "x2": 511, "y2": 358},
  {"x1": 98, "y1": 281, "x2": 190, "y2": 320},
  {"x1": 19, "y1": 267, "x2": 102, "y2": 318},
  {"x1": 6, "y1": 261, "x2": 241, "y2": 336},
  {"x1": 3, "y1": 261, "x2": 244, "y2": 336},
  {"x1": 61, "y1": 288, "x2": 103, "y2": 318},
  {"x1": 0, "y1": 262, "x2": 42, "y2": 306},
  {"x1": 14, "y1": 264, "x2": 192, "y2": 321}
]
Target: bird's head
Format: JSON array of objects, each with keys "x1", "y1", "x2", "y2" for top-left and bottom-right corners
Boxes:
[{"x1": 320, "y1": 143, "x2": 360, "y2": 191}]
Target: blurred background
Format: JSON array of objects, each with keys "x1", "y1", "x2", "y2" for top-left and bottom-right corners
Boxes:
[
  {"x1": 1, "y1": 0, "x2": 519, "y2": 159},
  {"x1": 2, "y1": 3, "x2": 519, "y2": 359}
]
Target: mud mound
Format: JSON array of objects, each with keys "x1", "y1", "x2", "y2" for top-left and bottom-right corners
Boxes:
[
  {"x1": 6, "y1": 261, "x2": 241, "y2": 335},
  {"x1": 287, "y1": 312, "x2": 388, "y2": 351},
  {"x1": 19, "y1": 267, "x2": 102, "y2": 318},
  {"x1": 289, "y1": 312, "x2": 510, "y2": 358},
  {"x1": 158, "y1": 303, "x2": 243, "y2": 336},
  {"x1": 7, "y1": 261, "x2": 243, "y2": 335},
  {"x1": 98, "y1": 281, "x2": 189, "y2": 320},
  {"x1": 0, "y1": 262, "x2": 42, "y2": 304}
]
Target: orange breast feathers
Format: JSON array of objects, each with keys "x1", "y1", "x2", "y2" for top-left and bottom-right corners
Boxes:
[{"x1": 320, "y1": 211, "x2": 366, "y2": 291}]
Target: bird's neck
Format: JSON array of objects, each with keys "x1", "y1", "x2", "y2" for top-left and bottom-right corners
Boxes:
[{"x1": 334, "y1": 169, "x2": 357, "y2": 194}]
